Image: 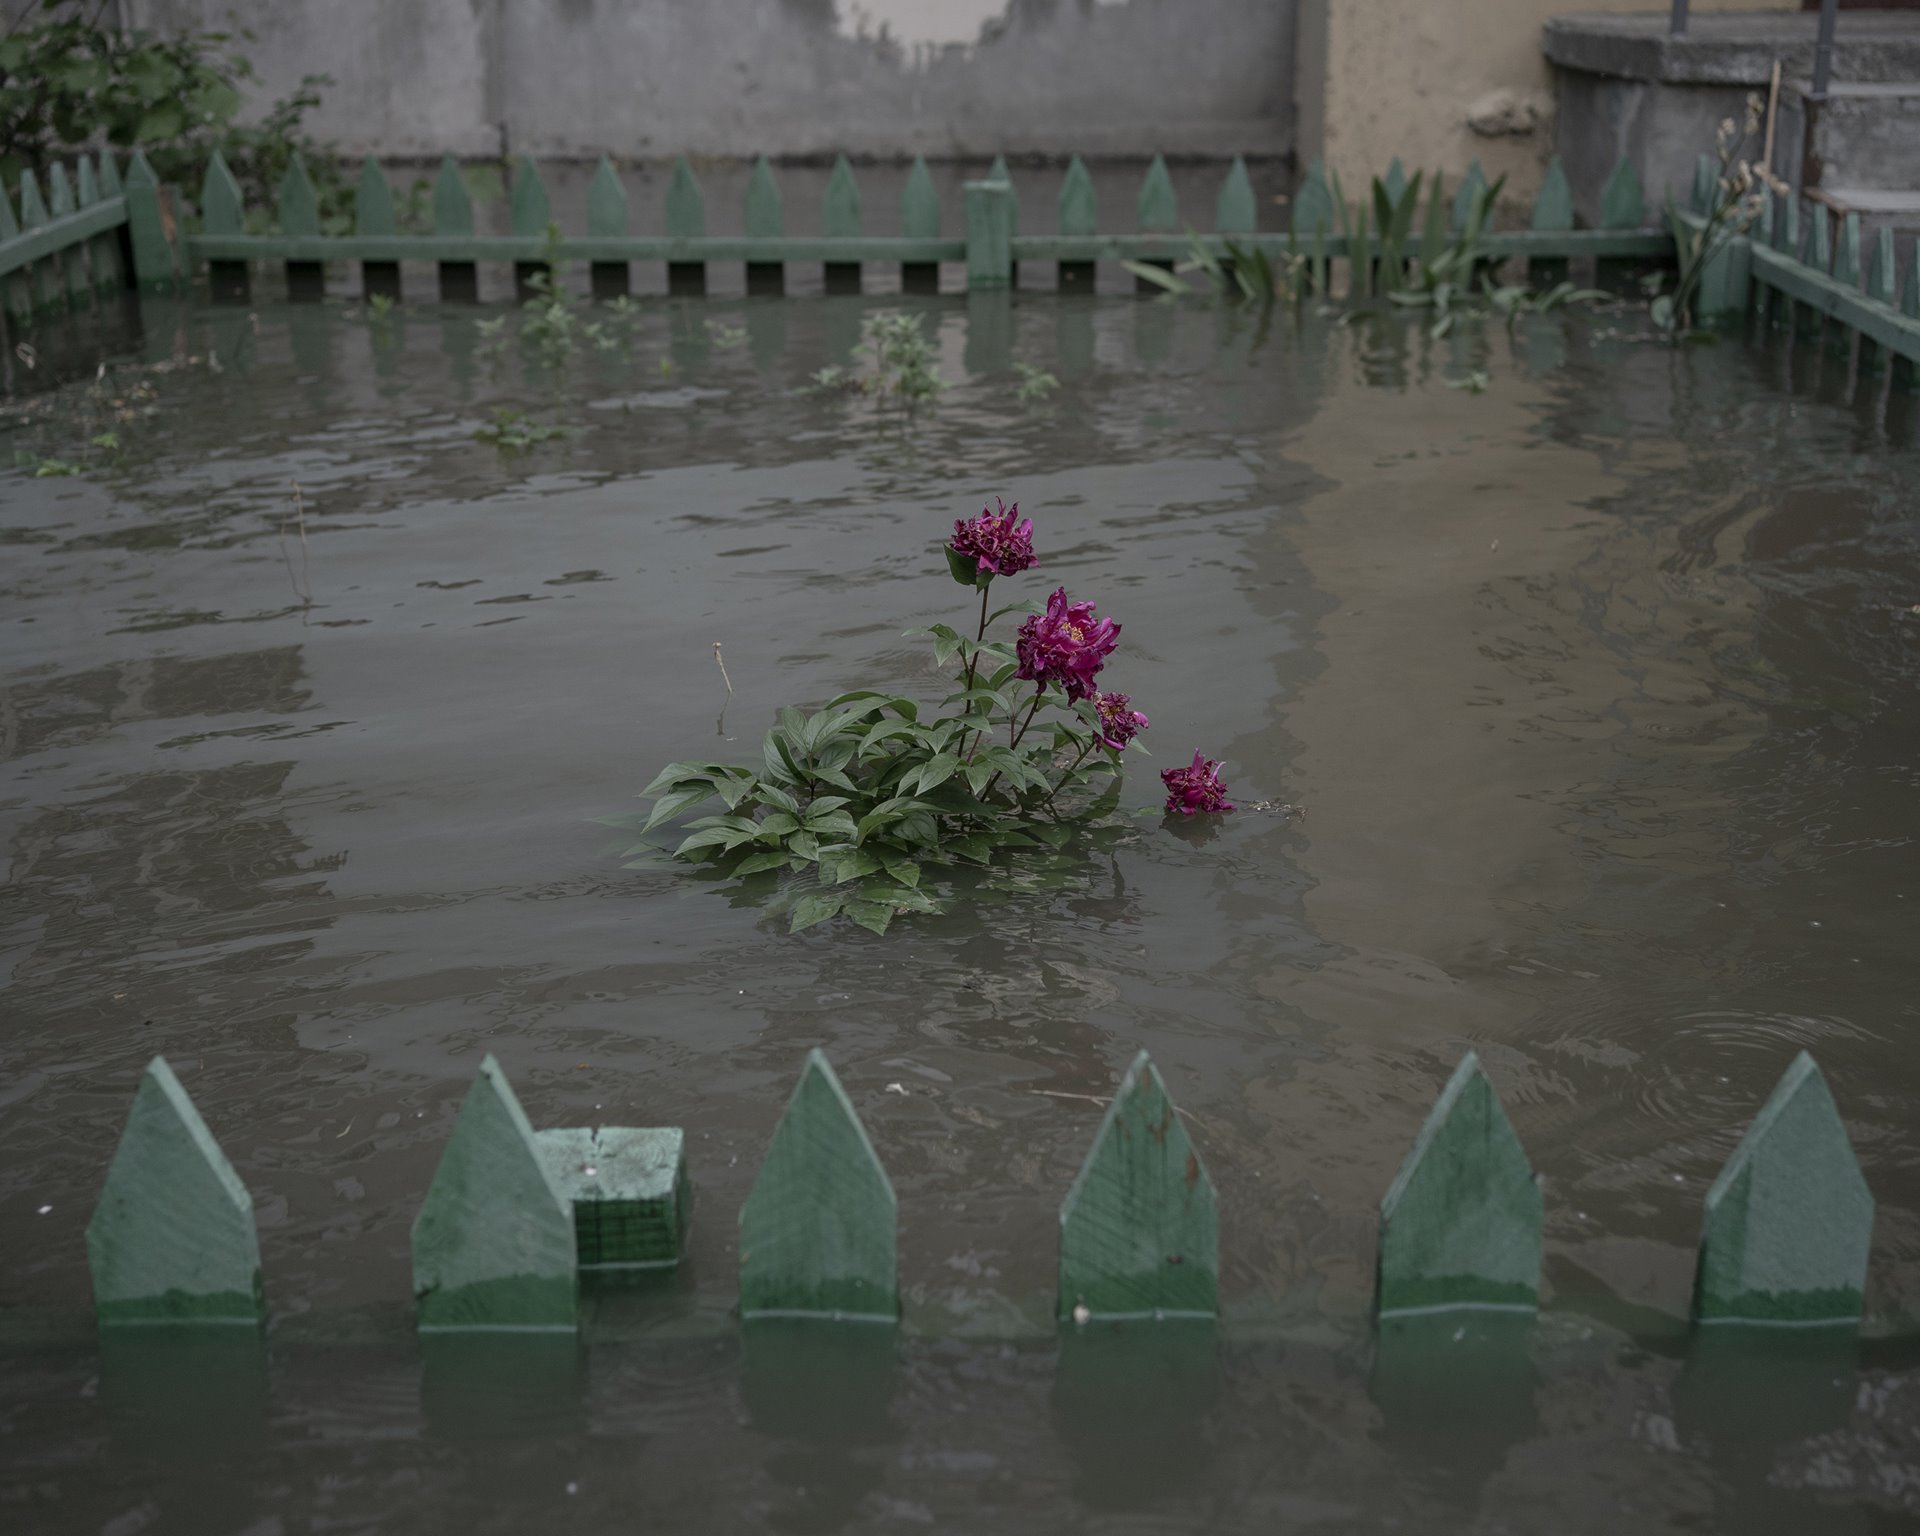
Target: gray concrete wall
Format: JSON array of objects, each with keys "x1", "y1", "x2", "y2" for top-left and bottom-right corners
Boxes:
[{"x1": 102, "y1": 0, "x2": 1295, "y2": 162}]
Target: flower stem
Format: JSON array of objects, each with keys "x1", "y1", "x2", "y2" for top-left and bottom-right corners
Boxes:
[
  {"x1": 960, "y1": 584, "x2": 989, "y2": 693},
  {"x1": 1041, "y1": 740, "x2": 1096, "y2": 813},
  {"x1": 1009, "y1": 687, "x2": 1045, "y2": 749}
]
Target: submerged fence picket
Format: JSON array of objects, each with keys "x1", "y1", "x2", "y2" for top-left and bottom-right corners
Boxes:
[{"x1": 84, "y1": 1042, "x2": 1879, "y2": 1346}]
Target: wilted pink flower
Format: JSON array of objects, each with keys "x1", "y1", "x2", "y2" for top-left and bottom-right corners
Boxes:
[
  {"x1": 947, "y1": 496, "x2": 1037, "y2": 584},
  {"x1": 1094, "y1": 691, "x2": 1149, "y2": 752},
  {"x1": 1161, "y1": 751, "x2": 1234, "y2": 816},
  {"x1": 1015, "y1": 586, "x2": 1120, "y2": 702}
]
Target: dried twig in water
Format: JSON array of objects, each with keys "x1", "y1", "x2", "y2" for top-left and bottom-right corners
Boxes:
[
  {"x1": 713, "y1": 641, "x2": 733, "y2": 695},
  {"x1": 277, "y1": 481, "x2": 314, "y2": 608}
]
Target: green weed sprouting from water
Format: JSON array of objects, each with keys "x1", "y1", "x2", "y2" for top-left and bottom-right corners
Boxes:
[
  {"x1": 474, "y1": 407, "x2": 570, "y2": 452},
  {"x1": 814, "y1": 311, "x2": 943, "y2": 406},
  {"x1": 1655, "y1": 95, "x2": 1784, "y2": 339},
  {"x1": 1013, "y1": 362, "x2": 1059, "y2": 404},
  {"x1": 704, "y1": 320, "x2": 747, "y2": 349}
]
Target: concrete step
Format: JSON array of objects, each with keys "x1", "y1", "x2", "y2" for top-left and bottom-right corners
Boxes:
[{"x1": 1774, "y1": 80, "x2": 1920, "y2": 195}]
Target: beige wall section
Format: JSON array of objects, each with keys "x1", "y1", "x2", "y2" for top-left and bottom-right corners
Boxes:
[{"x1": 1295, "y1": 1, "x2": 1791, "y2": 208}]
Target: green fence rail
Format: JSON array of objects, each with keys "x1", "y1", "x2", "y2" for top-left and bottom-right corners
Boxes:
[{"x1": 85, "y1": 1043, "x2": 1875, "y2": 1338}]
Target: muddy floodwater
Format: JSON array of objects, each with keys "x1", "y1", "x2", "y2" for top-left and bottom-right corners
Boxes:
[{"x1": 2, "y1": 289, "x2": 1919, "y2": 1533}]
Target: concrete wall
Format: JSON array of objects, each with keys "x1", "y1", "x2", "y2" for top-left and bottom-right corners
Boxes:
[
  {"x1": 104, "y1": 0, "x2": 1295, "y2": 162},
  {"x1": 1294, "y1": 0, "x2": 1793, "y2": 212}
]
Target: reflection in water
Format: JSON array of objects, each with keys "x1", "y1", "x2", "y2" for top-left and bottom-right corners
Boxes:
[{"x1": 1, "y1": 293, "x2": 1917, "y2": 1532}]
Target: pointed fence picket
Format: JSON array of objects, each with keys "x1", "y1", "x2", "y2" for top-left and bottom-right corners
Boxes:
[
  {"x1": 511, "y1": 159, "x2": 552, "y2": 301},
  {"x1": 665, "y1": 156, "x2": 706, "y2": 295},
  {"x1": 358, "y1": 157, "x2": 402, "y2": 301},
  {"x1": 900, "y1": 156, "x2": 940, "y2": 294},
  {"x1": 432, "y1": 156, "x2": 478, "y2": 302},
  {"x1": 46, "y1": 163, "x2": 90, "y2": 307},
  {"x1": 18, "y1": 170, "x2": 56, "y2": 311},
  {"x1": 744, "y1": 156, "x2": 783, "y2": 295},
  {"x1": 823, "y1": 155, "x2": 862, "y2": 294},
  {"x1": 278, "y1": 154, "x2": 323, "y2": 302}
]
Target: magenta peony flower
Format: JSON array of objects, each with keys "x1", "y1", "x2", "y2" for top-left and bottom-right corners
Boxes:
[
  {"x1": 946, "y1": 497, "x2": 1037, "y2": 587},
  {"x1": 1161, "y1": 751, "x2": 1235, "y2": 816},
  {"x1": 1015, "y1": 587, "x2": 1120, "y2": 702},
  {"x1": 1094, "y1": 691, "x2": 1150, "y2": 752}
]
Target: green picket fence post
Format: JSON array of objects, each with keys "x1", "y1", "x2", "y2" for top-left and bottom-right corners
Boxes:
[
  {"x1": 1058, "y1": 1051, "x2": 1218, "y2": 1322},
  {"x1": 744, "y1": 156, "x2": 783, "y2": 295},
  {"x1": 357, "y1": 157, "x2": 401, "y2": 301},
  {"x1": 988, "y1": 154, "x2": 1017, "y2": 285},
  {"x1": 1528, "y1": 155, "x2": 1573, "y2": 287},
  {"x1": 18, "y1": 169, "x2": 58, "y2": 311},
  {"x1": 1895, "y1": 241, "x2": 1920, "y2": 393},
  {"x1": 964, "y1": 178, "x2": 1013, "y2": 292},
  {"x1": 1693, "y1": 1053, "x2": 1873, "y2": 1327},
  {"x1": 0, "y1": 179, "x2": 31, "y2": 324},
  {"x1": 1376, "y1": 1052, "x2": 1542, "y2": 1318},
  {"x1": 1057, "y1": 154, "x2": 1097, "y2": 293},
  {"x1": 1291, "y1": 158, "x2": 1335, "y2": 294},
  {"x1": 1797, "y1": 198, "x2": 1830, "y2": 344},
  {"x1": 1596, "y1": 157, "x2": 1648, "y2": 293},
  {"x1": 1695, "y1": 212, "x2": 1751, "y2": 322},
  {"x1": 1690, "y1": 152, "x2": 1716, "y2": 217},
  {"x1": 123, "y1": 151, "x2": 176, "y2": 293},
  {"x1": 200, "y1": 149, "x2": 248, "y2": 304},
  {"x1": 278, "y1": 153, "x2": 324, "y2": 302},
  {"x1": 1829, "y1": 210, "x2": 1863, "y2": 360},
  {"x1": 1861, "y1": 224, "x2": 1896, "y2": 379},
  {"x1": 665, "y1": 155, "x2": 706, "y2": 295},
  {"x1": 534, "y1": 1126, "x2": 691, "y2": 1270},
  {"x1": 900, "y1": 155, "x2": 940, "y2": 294},
  {"x1": 739, "y1": 1050, "x2": 897, "y2": 1322},
  {"x1": 432, "y1": 156, "x2": 478, "y2": 303},
  {"x1": 823, "y1": 153, "x2": 862, "y2": 294},
  {"x1": 47, "y1": 161, "x2": 91, "y2": 309},
  {"x1": 412, "y1": 1056, "x2": 579, "y2": 1332},
  {"x1": 583, "y1": 156, "x2": 627, "y2": 300},
  {"x1": 1750, "y1": 185, "x2": 1778, "y2": 326},
  {"x1": 1772, "y1": 189, "x2": 1800, "y2": 333},
  {"x1": 86, "y1": 1057, "x2": 265, "y2": 1326},
  {"x1": 1133, "y1": 153, "x2": 1178, "y2": 293},
  {"x1": 511, "y1": 158, "x2": 552, "y2": 302},
  {"x1": 77, "y1": 155, "x2": 124, "y2": 295},
  {"x1": 1216, "y1": 155, "x2": 1257, "y2": 291}
]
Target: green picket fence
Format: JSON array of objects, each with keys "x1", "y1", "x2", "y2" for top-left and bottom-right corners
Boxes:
[
  {"x1": 86, "y1": 1041, "x2": 1874, "y2": 1338},
  {"x1": 0, "y1": 150, "x2": 138, "y2": 324}
]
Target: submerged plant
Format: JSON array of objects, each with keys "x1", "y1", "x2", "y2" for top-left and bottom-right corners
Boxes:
[
  {"x1": 617, "y1": 498, "x2": 1230, "y2": 933},
  {"x1": 474, "y1": 407, "x2": 568, "y2": 452},
  {"x1": 815, "y1": 311, "x2": 943, "y2": 405},
  {"x1": 1012, "y1": 361, "x2": 1058, "y2": 404},
  {"x1": 1655, "y1": 95, "x2": 1785, "y2": 339}
]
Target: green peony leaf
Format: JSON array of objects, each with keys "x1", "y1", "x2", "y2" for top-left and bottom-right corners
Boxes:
[
  {"x1": 945, "y1": 546, "x2": 990, "y2": 589},
  {"x1": 845, "y1": 900, "x2": 895, "y2": 935},
  {"x1": 789, "y1": 892, "x2": 844, "y2": 932}
]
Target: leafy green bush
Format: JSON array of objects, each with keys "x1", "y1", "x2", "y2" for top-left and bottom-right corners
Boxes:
[
  {"x1": 0, "y1": 4, "x2": 342, "y2": 225},
  {"x1": 613, "y1": 500, "x2": 1226, "y2": 934}
]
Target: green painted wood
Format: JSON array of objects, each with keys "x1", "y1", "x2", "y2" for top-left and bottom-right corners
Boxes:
[
  {"x1": 1058, "y1": 1051, "x2": 1217, "y2": 1321},
  {"x1": 1834, "y1": 211, "x2": 1862, "y2": 290},
  {"x1": 355, "y1": 157, "x2": 397, "y2": 237},
  {"x1": 99, "y1": 152, "x2": 122, "y2": 199},
  {"x1": 822, "y1": 154, "x2": 863, "y2": 291},
  {"x1": 1216, "y1": 156, "x2": 1256, "y2": 234},
  {"x1": 412, "y1": 1056, "x2": 578, "y2": 1332},
  {"x1": 85, "y1": 1057, "x2": 264, "y2": 1326},
  {"x1": 123, "y1": 151, "x2": 175, "y2": 291},
  {"x1": 584, "y1": 155, "x2": 625, "y2": 236},
  {"x1": 745, "y1": 156, "x2": 783, "y2": 238},
  {"x1": 1290, "y1": 159, "x2": 1335, "y2": 239},
  {"x1": 665, "y1": 156, "x2": 705, "y2": 237},
  {"x1": 535, "y1": 1127, "x2": 689, "y2": 1269},
  {"x1": 744, "y1": 156, "x2": 784, "y2": 292},
  {"x1": 988, "y1": 155, "x2": 1017, "y2": 280},
  {"x1": 900, "y1": 155, "x2": 940, "y2": 292},
  {"x1": 17, "y1": 169, "x2": 56, "y2": 310},
  {"x1": 1899, "y1": 243, "x2": 1920, "y2": 389},
  {"x1": 739, "y1": 1050, "x2": 897, "y2": 1322},
  {"x1": 47, "y1": 161, "x2": 89, "y2": 305},
  {"x1": 432, "y1": 155, "x2": 473, "y2": 236},
  {"x1": 192, "y1": 232, "x2": 965, "y2": 263},
  {"x1": 1867, "y1": 225, "x2": 1896, "y2": 306},
  {"x1": 1058, "y1": 155, "x2": 1097, "y2": 237},
  {"x1": 1377, "y1": 1052, "x2": 1541, "y2": 1318},
  {"x1": 1136, "y1": 154, "x2": 1178, "y2": 234},
  {"x1": 901, "y1": 156, "x2": 939, "y2": 238},
  {"x1": 823, "y1": 154, "x2": 861, "y2": 236},
  {"x1": 77, "y1": 155, "x2": 123, "y2": 292},
  {"x1": 431, "y1": 155, "x2": 477, "y2": 302},
  {"x1": 1691, "y1": 153, "x2": 1716, "y2": 216},
  {"x1": 987, "y1": 153, "x2": 1012, "y2": 186},
  {"x1": 1382, "y1": 157, "x2": 1407, "y2": 207},
  {"x1": 1751, "y1": 243, "x2": 1920, "y2": 365},
  {"x1": 200, "y1": 150, "x2": 245, "y2": 237},
  {"x1": 964, "y1": 179, "x2": 1014, "y2": 291},
  {"x1": 510, "y1": 158, "x2": 550, "y2": 237},
  {"x1": 279, "y1": 155, "x2": 320, "y2": 238},
  {"x1": 1599, "y1": 159, "x2": 1644, "y2": 228},
  {"x1": 1451, "y1": 159, "x2": 1487, "y2": 233},
  {"x1": 1693, "y1": 1052, "x2": 1873, "y2": 1326},
  {"x1": 1530, "y1": 157, "x2": 1573, "y2": 231},
  {"x1": 355, "y1": 157, "x2": 401, "y2": 300}
]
